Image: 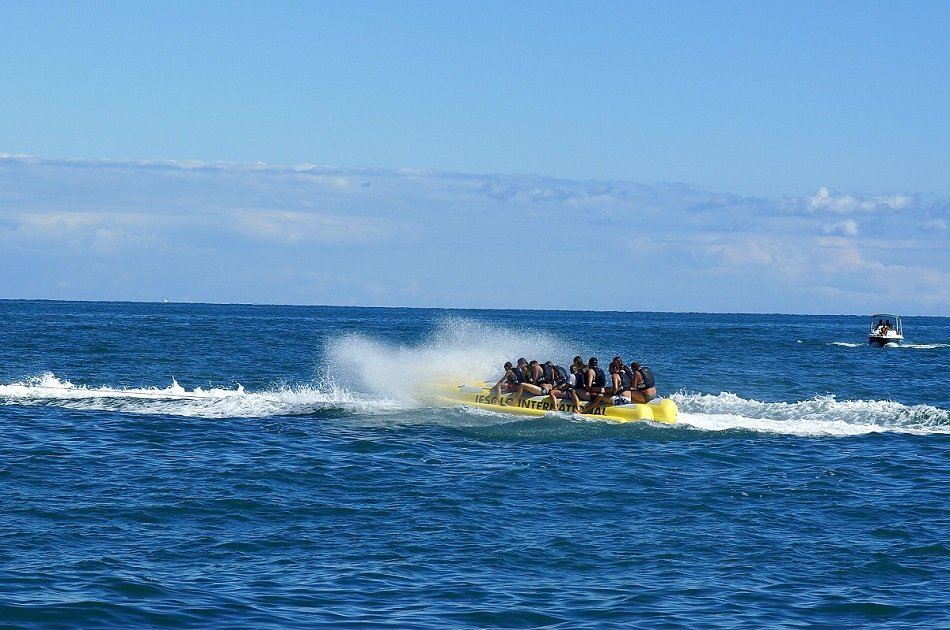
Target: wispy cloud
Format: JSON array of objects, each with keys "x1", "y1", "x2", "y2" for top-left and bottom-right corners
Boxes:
[
  {"x1": 821, "y1": 219, "x2": 859, "y2": 236},
  {"x1": 233, "y1": 210, "x2": 395, "y2": 245},
  {"x1": 806, "y1": 186, "x2": 915, "y2": 214},
  {"x1": 1, "y1": 155, "x2": 947, "y2": 314}
]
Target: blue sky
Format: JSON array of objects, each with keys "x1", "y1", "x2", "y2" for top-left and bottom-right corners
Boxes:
[{"x1": 2, "y1": 2, "x2": 948, "y2": 314}]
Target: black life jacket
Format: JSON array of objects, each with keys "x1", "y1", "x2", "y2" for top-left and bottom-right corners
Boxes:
[
  {"x1": 539, "y1": 363, "x2": 554, "y2": 384},
  {"x1": 507, "y1": 366, "x2": 526, "y2": 384},
  {"x1": 573, "y1": 368, "x2": 588, "y2": 390},
  {"x1": 637, "y1": 366, "x2": 655, "y2": 390},
  {"x1": 526, "y1": 365, "x2": 542, "y2": 384},
  {"x1": 590, "y1": 366, "x2": 606, "y2": 388},
  {"x1": 619, "y1": 366, "x2": 634, "y2": 390},
  {"x1": 552, "y1": 365, "x2": 567, "y2": 383}
]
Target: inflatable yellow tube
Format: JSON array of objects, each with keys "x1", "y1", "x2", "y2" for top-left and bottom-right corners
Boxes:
[{"x1": 436, "y1": 384, "x2": 677, "y2": 424}]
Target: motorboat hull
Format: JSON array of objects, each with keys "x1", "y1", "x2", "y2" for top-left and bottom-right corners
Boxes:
[{"x1": 868, "y1": 334, "x2": 902, "y2": 347}]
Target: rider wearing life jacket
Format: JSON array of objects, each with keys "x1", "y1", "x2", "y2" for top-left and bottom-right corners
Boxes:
[
  {"x1": 605, "y1": 357, "x2": 633, "y2": 405},
  {"x1": 554, "y1": 360, "x2": 585, "y2": 410},
  {"x1": 629, "y1": 361, "x2": 657, "y2": 403},
  {"x1": 581, "y1": 356, "x2": 608, "y2": 413},
  {"x1": 547, "y1": 362, "x2": 569, "y2": 388},
  {"x1": 608, "y1": 356, "x2": 634, "y2": 394},
  {"x1": 543, "y1": 361, "x2": 574, "y2": 411},
  {"x1": 493, "y1": 359, "x2": 528, "y2": 401},
  {"x1": 512, "y1": 359, "x2": 557, "y2": 407},
  {"x1": 566, "y1": 357, "x2": 585, "y2": 399}
]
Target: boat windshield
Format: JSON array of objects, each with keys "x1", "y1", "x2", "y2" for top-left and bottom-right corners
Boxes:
[{"x1": 869, "y1": 314, "x2": 901, "y2": 335}]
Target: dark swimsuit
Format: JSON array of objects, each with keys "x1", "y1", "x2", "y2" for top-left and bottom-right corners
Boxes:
[{"x1": 636, "y1": 366, "x2": 656, "y2": 402}]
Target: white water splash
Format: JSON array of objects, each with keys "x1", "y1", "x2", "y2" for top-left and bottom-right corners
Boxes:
[
  {"x1": 321, "y1": 317, "x2": 568, "y2": 404},
  {"x1": 830, "y1": 341, "x2": 950, "y2": 349},
  {"x1": 0, "y1": 320, "x2": 575, "y2": 421},
  {"x1": 4, "y1": 373, "x2": 947, "y2": 436},
  {"x1": 0, "y1": 372, "x2": 405, "y2": 418},
  {"x1": 673, "y1": 391, "x2": 950, "y2": 436}
]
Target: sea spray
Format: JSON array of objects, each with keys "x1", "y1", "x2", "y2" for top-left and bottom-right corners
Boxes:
[{"x1": 320, "y1": 316, "x2": 569, "y2": 403}]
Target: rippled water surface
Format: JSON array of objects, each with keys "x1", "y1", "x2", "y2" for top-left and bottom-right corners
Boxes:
[{"x1": 2, "y1": 301, "x2": 949, "y2": 628}]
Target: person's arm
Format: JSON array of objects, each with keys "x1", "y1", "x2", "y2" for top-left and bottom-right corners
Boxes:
[{"x1": 493, "y1": 369, "x2": 511, "y2": 396}]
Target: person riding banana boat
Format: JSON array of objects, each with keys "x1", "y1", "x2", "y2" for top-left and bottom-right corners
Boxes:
[
  {"x1": 443, "y1": 354, "x2": 675, "y2": 423},
  {"x1": 510, "y1": 360, "x2": 577, "y2": 410}
]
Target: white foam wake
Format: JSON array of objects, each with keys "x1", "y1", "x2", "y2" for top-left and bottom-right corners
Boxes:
[
  {"x1": 830, "y1": 341, "x2": 950, "y2": 349},
  {"x1": 3, "y1": 375, "x2": 948, "y2": 434},
  {"x1": 672, "y1": 391, "x2": 950, "y2": 436},
  {"x1": 0, "y1": 318, "x2": 570, "y2": 421},
  {"x1": 0, "y1": 373, "x2": 406, "y2": 418}
]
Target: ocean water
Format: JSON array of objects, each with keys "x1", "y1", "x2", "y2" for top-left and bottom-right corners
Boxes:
[{"x1": 1, "y1": 300, "x2": 948, "y2": 629}]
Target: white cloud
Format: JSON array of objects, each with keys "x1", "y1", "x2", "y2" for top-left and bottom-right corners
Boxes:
[
  {"x1": 233, "y1": 210, "x2": 393, "y2": 245},
  {"x1": 15, "y1": 211, "x2": 107, "y2": 233},
  {"x1": 813, "y1": 238, "x2": 869, "y2": 272},
  {"x1": 703, "y1": 240, "x2": 776, "y2": 267},
  {"x1": 821, "y1": 219, "x2": 859, "y2": 236},
  {"x1": 806, "y1": 186, "x2": 916, "y2": 214},
  {"x1": 1, "y1": 155, "x2": 947, "y2": 314},
  {"x1": 4, "y1": 211, "x2": 172, "y2": 251}
]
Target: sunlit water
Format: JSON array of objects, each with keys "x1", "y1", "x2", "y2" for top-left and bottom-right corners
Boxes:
[{"x1": 2, "y1": 301, "x2": 948, "y2": 628}]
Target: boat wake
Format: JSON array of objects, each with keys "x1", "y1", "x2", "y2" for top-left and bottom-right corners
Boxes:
[
  {"x1": 673, "y1": 391, "x2": 950, "y2": 436},
  {"x1": 830, "y1": 341, "x2": 950, "y2": 349},
  {"x1": 2, "y1": 374, "x2": 947, "y2": 436},
  {"x1": 0, "y1": 372, "x2": 408, "y2": 419},
  {"x1": 0, "y1": 319, "x2": 565, "y2": 420}
]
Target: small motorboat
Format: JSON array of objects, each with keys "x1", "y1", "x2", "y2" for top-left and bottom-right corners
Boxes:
[{"x1": 868, "y1": 314, "x2": 903, "y2": 346}]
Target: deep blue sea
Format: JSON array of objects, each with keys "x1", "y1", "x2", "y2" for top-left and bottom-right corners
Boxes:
[{"x1": 2, "y1": 300, "x2": 949, "y2": 629}]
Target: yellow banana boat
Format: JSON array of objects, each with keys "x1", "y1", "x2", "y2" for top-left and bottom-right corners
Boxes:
[{"x1": 439, "y1": 384, "x2": 677, "y2": 424}]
